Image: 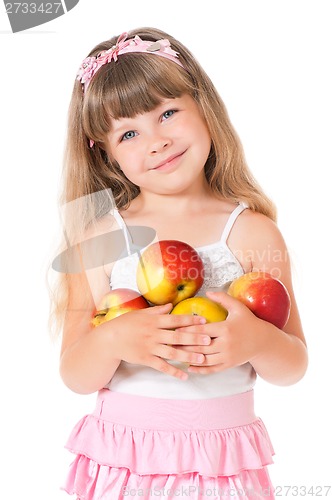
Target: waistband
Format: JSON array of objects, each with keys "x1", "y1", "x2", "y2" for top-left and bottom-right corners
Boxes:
[{"x1": 93, "y1": 389, "x2": 257, "y2": 431}]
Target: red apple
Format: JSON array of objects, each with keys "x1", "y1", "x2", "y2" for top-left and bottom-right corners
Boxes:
[
  {"x1": 171, "y1": 296, "x2": 228, "y2": 322},
  {"x1": 91, "y1": 288, "x2": 150, "y2": 327},
  {"x1": 228, "y1": 271, "x2": 291, "y2": 329},
  {"x1": 136, "y1": 240, "x2": 204, "y2": 305}
]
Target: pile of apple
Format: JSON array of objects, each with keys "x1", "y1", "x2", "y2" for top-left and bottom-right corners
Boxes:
[{"x1": 92, "y1": 240, "x2": 291, "y2": 330}]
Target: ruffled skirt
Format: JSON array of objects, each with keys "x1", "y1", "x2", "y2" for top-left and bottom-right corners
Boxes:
[{"x1": 63, "y1": 389, "x2": 275, "y2": 499}]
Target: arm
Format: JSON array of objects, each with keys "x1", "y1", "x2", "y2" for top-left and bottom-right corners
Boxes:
[
  {"x1": 60, "y1": 269, "x2": 212, "y2": 394},
  {"x1": 59, "y1": 220, "x2": 211, "y2": 395},
  {"x1": 59, "y1": 215, "x2": 123, "y2": 393},
  {"x1": 200, "y1": 290, "x2": 308, "y2": 386},
  {"x1": 178, "y1": 211, "x2": 308, "y2": 386},
  {"x1": 59, "y1": 266, "x2": 121, "y2": 394},
  {"x1": 241, "y1": 211, "x2": 308, "y2": 385}
]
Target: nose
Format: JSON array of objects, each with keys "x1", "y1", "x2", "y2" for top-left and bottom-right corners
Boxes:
[{"x1": 149, "y1": 134, "x2": 171, "y2": 155}]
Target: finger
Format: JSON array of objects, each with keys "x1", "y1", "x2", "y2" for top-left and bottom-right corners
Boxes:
[
  {"x1": 148, "y1": 356, "x2": 189, "y2": 381},
  {"x1": 188, "y1": 351, "x2": 224, "y2": 366},
  {"x1": 175, "y1": 325, "x2": 206, "y2": 335},
  {"x1": 187, "y1": 363, "x2": 227, "y2": 375},
  {"x1": 173, "y1": 344, "x2": 211, "y2": 354},
  {"x1": 159, "y1": 331, "x2": 211, "y2": 346},
  {"x1": 159, "y1": 313, "x2": 207, "y2": 329},
  {"x1": 142, "y1": 305, "x2": 207, "y2": 328},
  {"x1": 206, "y1": 290, "x2": 240, "y2": 312},
  {"x1": 160, "y1": 344, "x2": 205, "y2": 366},
  {"x1": 175, "y1": 323, "x2": 222, "y2": 337},
  {"x1": 143, "y1": 303, "x2": 173, "y2": 314}
]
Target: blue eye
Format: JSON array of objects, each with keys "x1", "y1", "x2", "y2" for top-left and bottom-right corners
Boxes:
[
  {"x1": 122, "y1": 130, "x2": 137, "y2": 141},
  {"x1": 163, "y1": 109, "x2": 176, "y2": 120}
]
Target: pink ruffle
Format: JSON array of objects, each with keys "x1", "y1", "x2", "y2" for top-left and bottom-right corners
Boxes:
[
  {"x1": 65, "y1": 413, "x2": 274, "y2": 477},
  {"x1": 63, "y1": 458, "x2": 275, "y2": 500},
  {"x1": 63, "y1": 391, "x2": 275, "y2": 498}
]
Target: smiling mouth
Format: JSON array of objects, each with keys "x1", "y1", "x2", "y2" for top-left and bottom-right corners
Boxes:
[{"x1": 152, "y1": 151, "x2": 186, "y2": 171}]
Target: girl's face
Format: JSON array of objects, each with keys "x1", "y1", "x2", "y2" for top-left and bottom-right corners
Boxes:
[{"x1": 105, "y1": 94, "x2": 212, "y2": 197}]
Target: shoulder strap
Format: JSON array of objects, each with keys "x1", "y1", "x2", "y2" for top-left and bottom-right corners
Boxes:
[
  {"x1": 220, "y1": 202, "x2": 248, "y2": 244},
  {"x1": 112, "y1": 209, "x2": 134, "y2": 256}
]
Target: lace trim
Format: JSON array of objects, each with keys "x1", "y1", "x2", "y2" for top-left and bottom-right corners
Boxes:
[{"x1": 110, "y1": 243, "x2": 244, "y2": 292}]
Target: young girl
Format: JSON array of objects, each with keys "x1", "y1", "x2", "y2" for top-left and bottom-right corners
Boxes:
[{"x1": 55, "y1": 27, "x2": 308, "y2": 499}]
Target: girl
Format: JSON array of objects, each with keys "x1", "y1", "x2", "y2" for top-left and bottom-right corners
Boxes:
[{"x1": 55, "y1": 27, "x2": 308, "y2": 499}]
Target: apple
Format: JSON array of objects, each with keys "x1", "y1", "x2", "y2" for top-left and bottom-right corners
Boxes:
[
  {"x1": 228, "y1": 271, "x2": 291, "y2": 329},
  {"x1": 91, "y1": 288, "x2": 150, "y2": 327},
  {"x1": 136, "y1": 240, "x2": 204, "y2": 305},
  {"x1": 171, "y1": 296, "x2": 228, "y2": 323}
]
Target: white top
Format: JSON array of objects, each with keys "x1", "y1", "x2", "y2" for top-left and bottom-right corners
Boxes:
[{"x1": 106, "y1": 202, "x2": 257, "y2": 399}]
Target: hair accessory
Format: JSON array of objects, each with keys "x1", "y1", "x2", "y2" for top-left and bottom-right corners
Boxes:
[
  {"x1": 77, "y1": 32, "x2": 184, "y2": 92},
  {"x1": 78, "y1": 32, "x2": 184, "y2": 149}
]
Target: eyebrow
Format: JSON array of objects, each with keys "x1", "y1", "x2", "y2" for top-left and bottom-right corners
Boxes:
[
  {"x1": 109, "y1": 98, "x2": 179, "y2": 135},
  {"x1": 110, "y1": 119, "x2": 135, "y2": 135}
]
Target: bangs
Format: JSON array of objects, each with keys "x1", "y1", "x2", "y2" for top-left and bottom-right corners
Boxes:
[{"x1": 82, "y1": 53, "x2": 194, "y2": 142}]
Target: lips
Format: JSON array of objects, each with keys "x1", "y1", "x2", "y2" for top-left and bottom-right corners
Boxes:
[{"x1": 151, "y1": 151, "x2": 185, "y2": 171}]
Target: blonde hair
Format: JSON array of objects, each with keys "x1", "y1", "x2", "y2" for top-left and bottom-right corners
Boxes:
[{"x1": 49, "y1": 27, "x2": 276, "y2": 336}]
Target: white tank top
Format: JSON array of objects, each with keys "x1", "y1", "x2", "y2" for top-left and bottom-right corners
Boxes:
[{"x1": 106, "y1": 202, "x2": 256, "y2": 399}]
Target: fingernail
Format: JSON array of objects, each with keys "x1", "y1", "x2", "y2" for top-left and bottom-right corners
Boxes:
[
  {"x1": 203, "y1": 336, "x2": 210, "y2": 345},
  {"x1": 199, "y1": 317, "x2": 207, "y2": 324},
  {"x1": 196, "y1": 354, "x2": 204, "y2": 364}
]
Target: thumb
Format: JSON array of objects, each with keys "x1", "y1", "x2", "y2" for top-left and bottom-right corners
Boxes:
[{"x1": 206, "y1": 290, "x2": 242, "y2": 312}]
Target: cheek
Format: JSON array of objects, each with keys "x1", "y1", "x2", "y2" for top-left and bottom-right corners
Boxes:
[
  {"x1": 116, "y1": 153, "x2": 144, "y2": 184},
  {"x1": 112, "y1": 149, "x2": 137, "y2": 172},
  {"x1": 194, "y1": 123, "x2": 211, "y2": 157},
  {"x1": 189, "y1": 115, "x2": 211, "y2": 143}
]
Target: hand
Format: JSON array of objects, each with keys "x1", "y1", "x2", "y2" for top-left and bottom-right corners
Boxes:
[
  {"x1": 107, "y1": 303, "x2": 211, "y2": 380},
  {"x1": 174, "y1": 291, "x2": 265, "y2": 375}
]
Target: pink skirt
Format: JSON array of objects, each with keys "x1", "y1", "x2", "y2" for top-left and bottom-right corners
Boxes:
[{"x1": 63, "y1": 389, "x2": 275, "y2": 499}]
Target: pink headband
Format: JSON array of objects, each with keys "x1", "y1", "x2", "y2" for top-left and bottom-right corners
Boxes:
[{"x1": 76, "y1": 32, "x2": 184, "y2": 93}]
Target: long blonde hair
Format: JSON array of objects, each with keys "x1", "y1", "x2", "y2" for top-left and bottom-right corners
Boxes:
[{"x1": 50, "y1": 26, "x2": 276, "y2": 335}]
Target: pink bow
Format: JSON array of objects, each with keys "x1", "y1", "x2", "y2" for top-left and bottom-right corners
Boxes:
[{"x1": 77, "y1": 32, "x2": 184, "y2": 148}]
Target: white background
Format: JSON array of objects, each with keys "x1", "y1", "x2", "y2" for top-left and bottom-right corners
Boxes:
[{"x1": 0, "y1": 1, "x2": 331, "y2": 498}]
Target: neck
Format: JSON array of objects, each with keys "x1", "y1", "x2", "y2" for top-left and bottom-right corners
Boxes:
[{"x1": 135, "y1": 181, "x2": 215, "y2": 216}]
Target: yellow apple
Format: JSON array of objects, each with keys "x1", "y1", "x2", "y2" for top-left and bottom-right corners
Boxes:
[{"x1": 171, "y1": 296, "x2": 228, "y2": 322}]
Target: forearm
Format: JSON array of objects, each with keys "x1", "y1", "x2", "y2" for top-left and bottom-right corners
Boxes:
[
  {"x1": 60, "y1": 325, "x2": 120, "y2": 395},
  {"x1": 250, "y1": 321, "x2": 308, "y2": 386}
]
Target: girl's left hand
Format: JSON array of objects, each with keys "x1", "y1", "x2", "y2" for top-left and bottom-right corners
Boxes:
[{"x1": 174, "y1": 291, "x2": 265, "y2": 374}]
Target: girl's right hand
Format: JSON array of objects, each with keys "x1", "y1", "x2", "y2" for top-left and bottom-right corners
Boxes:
[{"x1": 107, "y1": 303, "x2": 211, "y2": 380}]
